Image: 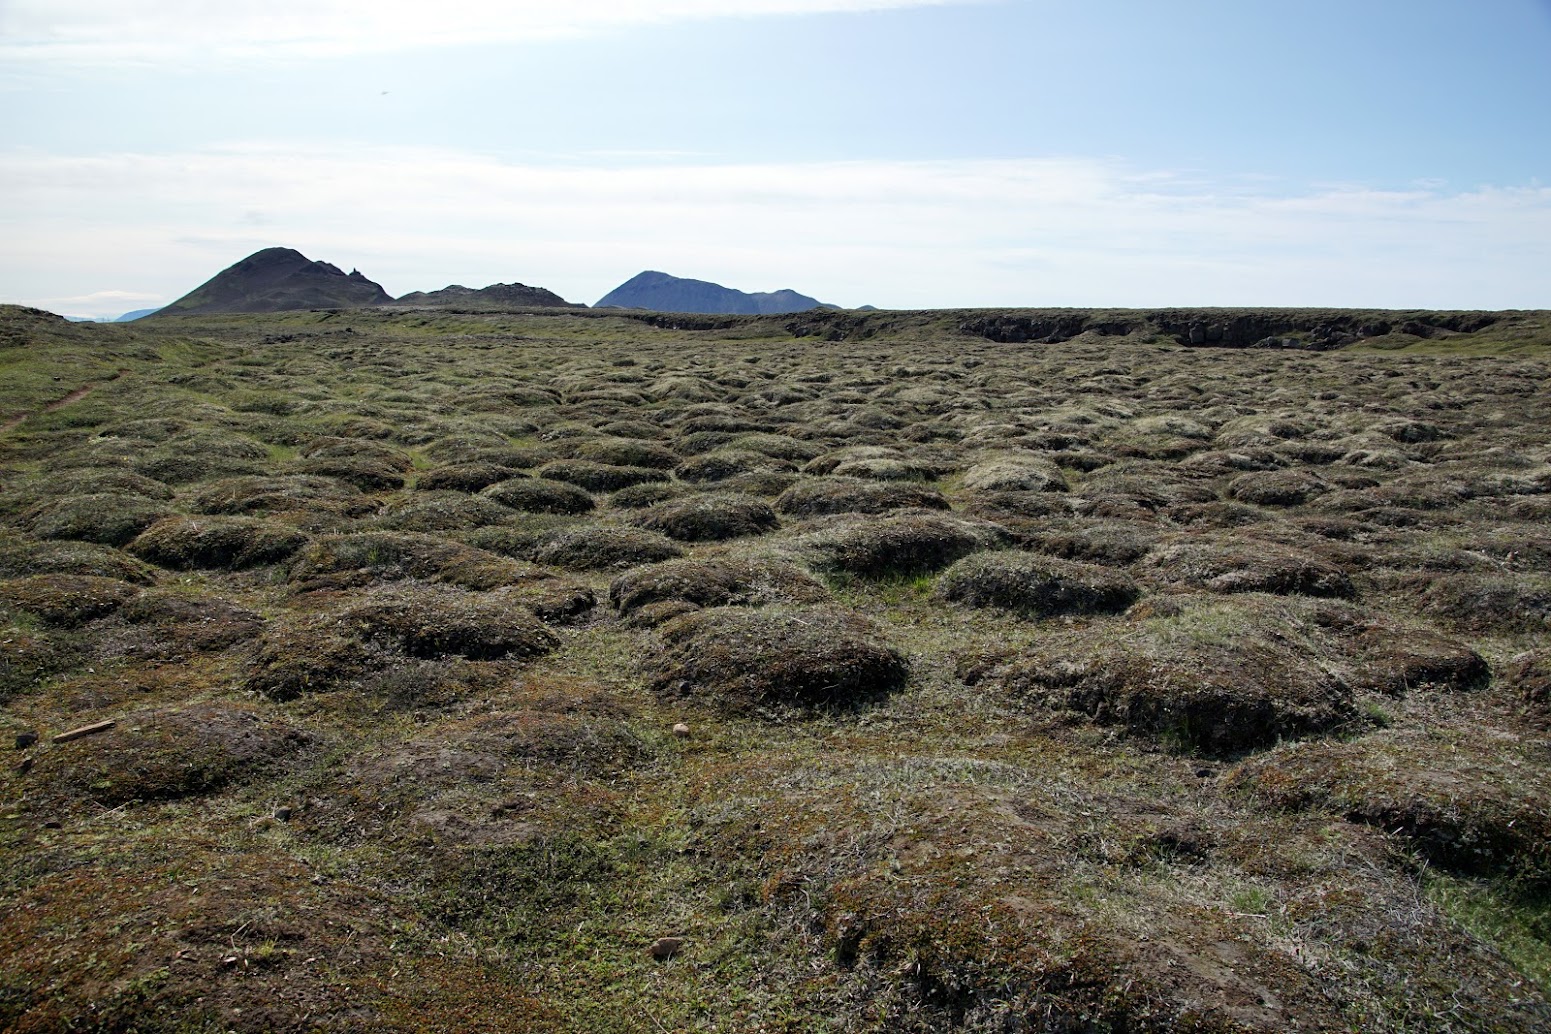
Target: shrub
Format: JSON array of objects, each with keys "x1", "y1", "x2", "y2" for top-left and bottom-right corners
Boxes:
[
  {"x1": 341, "y1": 583, "x2": 559, "y2": 660},
  {"x1": 628, "y1": 494, "x2": 779, "y2": 542},
  {"x1": 647, "y1": 606, "x2": 908, "y2": 711},
  {"x1": 23, "y1": 494, "x2": 175, "y2": 547},
  {"x1": 934, "y1": 551, "x2": 1139, "y2": 617},
  {"x1": 128, "y1": 515, "x2": 309, "y2": 570},
  {"x1": 775, "y1": 478, "x2": 950, "y2": 517}
]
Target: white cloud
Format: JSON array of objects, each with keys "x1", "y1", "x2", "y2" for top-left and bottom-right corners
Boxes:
[
  {"x1": 2, "y1": 143, "x2": 1548, "y2": 317},
  {"x1": 0, "y1": 0, "x2": 980, "y2": 62}
]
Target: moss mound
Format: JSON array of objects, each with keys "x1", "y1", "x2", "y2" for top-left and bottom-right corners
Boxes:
[
  {"x1": 289, "y1": 456, "x2": 407, "y2": 493},
  {"x1": 803, "y1": 513, "x2": 1001, "y2": 578},
  {"x1": 114, "y1": 589, "x2": 264, "y2": 657},
  {"x1": 1229, "y1": 728, "x2": 1551, "y2": 879},
  {"x1": 372, "y1": 493, "x2": 516, "y2": 533},
  {"x1": 960, "y1": 456, "x2": 1069, "y2": 493},
  {"x1": 341, "y1": 583, "x2": 560, "y2": 661},
  {"x1": 1025, "y1": 520, "x2": 1158, "y2": 566},
  {"x1": 538, "y1": 460, "x2": 668, "y2": 493},
  {"x1": 18, "y1": 469, "x2": 174, "y2": 503},
  {"x1": 648, "y1": 606, "x2": 908, "y2": 711},
  {"x1": 1140, "y1": 539, "x2": 1356, "y2": 598},
  {"x1": 775, "y1": 477, "x2": 950, "y2": 517},
  {"x1": 23, "y1": 493, "x2": 175, "y2": 547},
  {"x1": 128, "y1": 515, "x2": 309, "y2": 570},
  {"x1": 190, "y1": 475, "x2": 374, "y2": 518},
  {"x1": 573, "y1": 438, "x2": 680, "y2": 470},
  {"x1": 288, "y1": 532, "x2": 539, "y2": 590},
  {"x1": 675, "y1": 450, "x2": 798, "y2": 484},
  {"x1": 533, "y1": 526, "x2": 684, "y2": 571},
  {"x1": 608, "y1": 557, "x2": 830, "y2": 618},
  {"x1": 480, "y1": 477, "x2": 595, "y2": 515},
  {"x1": 627, "y1": 493, "x2": 780, "y2": 542},
  {"x1": 416, "y1": 463, "x2": 528, "y2": 493},
  {"x1": 25, "y1": 704, "x2": 313, "y2": 808},
  {"x1": 0, "y1": 537, "x2": 157, "y2": 585},
  {"x1": 1407, "y1": 572, "x2": 1551, "y2": 634},
  {"x1": 964, "y1": 596, "x2": 1356, "y2": 755},
  {"x1": 1226, "y1": 468, "x2": 1332, "y2": 506},
  {"x1": 243, "y1": 617, "x2": 376, "y2": 700},
  {"x1": 0, "y1": 574, "x2": 139, "y2": 626},
  {"x1": 934, "y1": 551, "x2": 1140, "y2": 617}
]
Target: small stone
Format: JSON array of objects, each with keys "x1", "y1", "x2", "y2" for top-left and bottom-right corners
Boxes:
[
  {"x1": 648, "y1": 936, "x2": 685, "y2": 959},
  {"x1": 672, "y1": 723, "x2": 691, "y2": 738},
  {"x1": 15, "y1": 732, "x2": 38, "y2": 750}
]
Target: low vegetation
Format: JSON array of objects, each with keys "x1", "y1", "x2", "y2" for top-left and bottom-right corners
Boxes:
[{"x1": 2, "y1": 301, "x2": 1550, "y2": 1031}]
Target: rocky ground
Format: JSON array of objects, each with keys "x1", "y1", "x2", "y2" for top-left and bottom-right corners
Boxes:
[{"x1": 1, "y1": 303, "x2": 1549, "y2": 1032}]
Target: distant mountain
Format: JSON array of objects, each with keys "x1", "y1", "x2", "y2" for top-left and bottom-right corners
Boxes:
[
  {"x1": 117, "y1": 308, "x2": 161, "y2": 322},
  {"x1": 160, "y1": 247, "x2": 393, "y2": 314},
  {"x1": 391, "y1": 283, "x2": 581, "y2": 309},
  {"x1": 595, "y1": 271, "x2": 825, "y2": 315}
]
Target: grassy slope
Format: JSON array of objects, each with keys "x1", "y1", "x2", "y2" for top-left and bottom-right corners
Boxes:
[{"x1": 1, "y1": 303, "x2": 1550, "y2": 1032}]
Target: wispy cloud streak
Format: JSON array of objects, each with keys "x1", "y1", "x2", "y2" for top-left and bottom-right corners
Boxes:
[{"x1": 0, "y1": 0, "x2": 980, "y2": 62}]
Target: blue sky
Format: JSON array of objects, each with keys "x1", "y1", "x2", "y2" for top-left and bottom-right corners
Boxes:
[{"x1": 2, "y1": 0, "x2": 1549, "y2": 317}]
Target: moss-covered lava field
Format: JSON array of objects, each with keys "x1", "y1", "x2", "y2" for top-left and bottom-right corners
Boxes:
[{"x1": 2, "y1": 303, "x2": 1550, "y2": 1032}]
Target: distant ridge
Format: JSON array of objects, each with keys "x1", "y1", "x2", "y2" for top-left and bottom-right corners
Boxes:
[
  {"x1": 596, "y1": 270, "x2": 825, "y2": 315},
  {"x1": 160, "y1": 247, "x2": 392, "y2": 314},
  {"x1": 391, "y1": 283, "x2": 581, "y2": 309}
]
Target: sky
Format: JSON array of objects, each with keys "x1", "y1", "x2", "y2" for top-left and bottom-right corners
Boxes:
[{"x1": 2, "y1": 0, "x2": 1549, "y2": 318}]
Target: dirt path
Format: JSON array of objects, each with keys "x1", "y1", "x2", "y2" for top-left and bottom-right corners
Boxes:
[{"x1": 1, "y1": 369, "x2": 128, "y2": 434}]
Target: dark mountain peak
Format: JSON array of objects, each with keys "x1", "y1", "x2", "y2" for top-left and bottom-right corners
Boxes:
[
  {"x1": 161, "y1": 248, "x2": 392, "y2": 315},
  {"x1": 595, "y1": 271, "x2": 825, "y2": 315},
  {"x1": 391, "y1": 282, "x2": 581, "y2": 310}
]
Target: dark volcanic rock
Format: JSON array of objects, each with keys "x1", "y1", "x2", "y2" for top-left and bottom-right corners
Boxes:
[
  {"x1": 596, "y1": 271, "x2": 824, "y2": 315},
  {"x1": 392, "y1": 283, "x2": 581, "y2": 309},
  {"x1": 161, "y1": 247, "x2": 392, "y2": 314}
]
